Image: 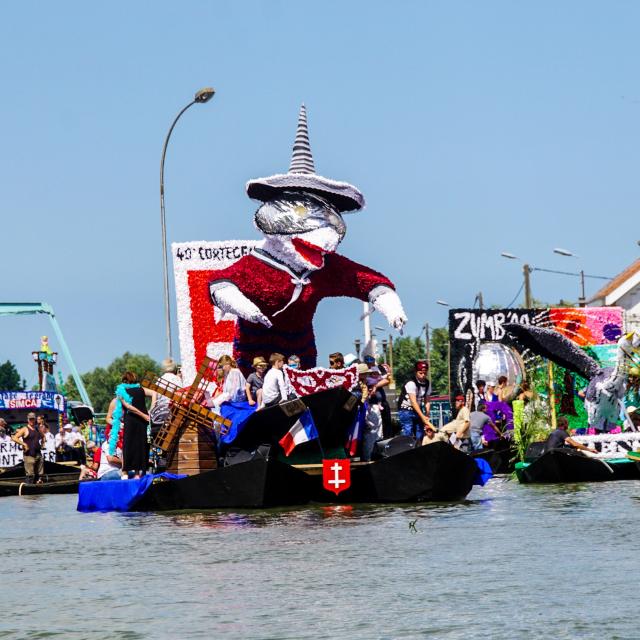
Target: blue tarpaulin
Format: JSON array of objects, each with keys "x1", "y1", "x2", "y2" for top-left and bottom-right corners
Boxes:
[
  {"x1": 219, "y1": 401, "x2": 257, "y2": 444},
  {"x1": 77, "y1": 473, "x2": 185, "y2": 512},
  {"x1": 473, "y1": 458, "x2": 493, "y2": 486}
]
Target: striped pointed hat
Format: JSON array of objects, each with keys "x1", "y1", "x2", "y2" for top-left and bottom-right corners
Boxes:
[{"x1": 246, "y1": 105, "x2": 365, "y2": 212}]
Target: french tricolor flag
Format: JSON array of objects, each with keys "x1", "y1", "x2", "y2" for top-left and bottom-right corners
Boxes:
[
  {"x1": 279, "y1": 410, "x2": 319, "y2": 456},
  {"x1": 345, "y1": 404, "x2": 366, "y2": 457}
]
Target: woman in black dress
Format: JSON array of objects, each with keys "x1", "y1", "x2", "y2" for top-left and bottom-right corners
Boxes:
[{"x1": 119, "y1": 371, "x2": 151, "y2": 479}]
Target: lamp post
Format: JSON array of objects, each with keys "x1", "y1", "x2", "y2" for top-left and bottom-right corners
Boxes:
[
  {"x1": 160, "y1": 87, "x2": 215, "y2": 359},
  {"x1": 553, "y1": 247, "x2": 586, "y2": 306},
  {"x1": 354, "y1": 338, "x2": 362, "y2": 360},
  {"x1": 502, "y1": 250, "x2": 610, "y2": 309},
  {"x1": 501, "y1": 252, "x2": 533, "y2": 307}
]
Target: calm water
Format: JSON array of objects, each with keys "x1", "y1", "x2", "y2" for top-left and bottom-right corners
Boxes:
[{"x1": 2, "y1": 478, "x2": 640, "y2": 639}]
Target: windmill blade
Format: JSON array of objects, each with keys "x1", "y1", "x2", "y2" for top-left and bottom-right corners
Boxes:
[{"x1": 503, "y1": 323, "x2": 600, "y2": 380}]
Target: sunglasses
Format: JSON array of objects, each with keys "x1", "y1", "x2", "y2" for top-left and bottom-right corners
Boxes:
[{"x1": 329, "y1": 360, "x2": 343, "y2": 365}]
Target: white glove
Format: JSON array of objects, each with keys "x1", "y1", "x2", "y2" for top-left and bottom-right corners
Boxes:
[
  {"x1": 210, "y1": 282, "x2": 272, "y2": 328},
  {"x1": 369, "y1": 286, "x2": 407, "y2": 333}
]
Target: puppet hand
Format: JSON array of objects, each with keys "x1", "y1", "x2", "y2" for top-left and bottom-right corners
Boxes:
[
  {"x1": 210, "y1": 282, "x2": 272, "y2": 327},
  {"x1": 254, "y1": 312, "x2": 273, "y2": 328},
  {"x1": 369, "y1": 286, "x2": 408, "y2": 333},
  {"x1": 392, "y1": 315, "x2": 407, "y2": 332}
]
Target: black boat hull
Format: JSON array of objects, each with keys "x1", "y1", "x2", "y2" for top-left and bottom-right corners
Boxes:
[
  {"x1": 0, "y1": 479, "x2": 80, "y2": 497},
  {"x1": 471, "y1": 440, "x2": 514, "y2": 475},
  {"x1": 311, "y1": 442, "x2": 477, "y2": 503},
  {"x1": 517, "y1": 449, "x2": 640, "y2": 483},
  {"x1": 0, "y1": 461, "x2": 80, "y2": 496},
  {"x1": 131, "y1": 458, "x2": 314, "y2": 510},
  {"x1": 128, "y1": 443, "x2": 477, "y2": 510}
]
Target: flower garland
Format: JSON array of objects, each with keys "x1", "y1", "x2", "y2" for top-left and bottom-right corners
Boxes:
[
  {"x1": 572, "y1": 431, "x2": 640, "y2": 459},
  {"x1": 284, "y1": 364, "x2": 358, "y2": 396},
  {"x1": 108, "y1": 383, "x2": 139, "y2": 455}
]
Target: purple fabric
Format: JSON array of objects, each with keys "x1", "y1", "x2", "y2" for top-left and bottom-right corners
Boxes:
[
  {"x1": 482, "y1": 423, "x2": 500, "y2": 442},
  {"x1": 485, "y1": 401, "x2": 513, "y2": 432}
]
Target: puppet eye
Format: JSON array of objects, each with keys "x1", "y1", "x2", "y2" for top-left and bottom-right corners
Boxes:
[{"x1": 293, "y1": 205, "x2": 307, "y2": 217}]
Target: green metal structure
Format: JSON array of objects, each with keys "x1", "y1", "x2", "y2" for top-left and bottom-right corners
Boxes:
[{"x1": 0, "y1": 302, "x2": 92, "y2": 407}]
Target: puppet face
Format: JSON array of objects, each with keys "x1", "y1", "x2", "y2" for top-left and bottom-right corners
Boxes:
[{"x1": 255, "y1": 191, "x2": 346, "y2": 271}]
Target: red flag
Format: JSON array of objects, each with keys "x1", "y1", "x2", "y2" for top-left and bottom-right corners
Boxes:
[{"x1": 322, "y1": 459, "x2": 351, "y2": 495}]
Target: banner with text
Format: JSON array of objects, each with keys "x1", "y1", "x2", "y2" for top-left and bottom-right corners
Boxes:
[
  {"x1": 173, "y1": 240, "x2": 259, "y2": 383},
  {"x1": 0, "y1": 437, "x2": 57, "y2": 468},
  {"x1": 0, "y1": 391, "x2": 66, "y2": 413}
]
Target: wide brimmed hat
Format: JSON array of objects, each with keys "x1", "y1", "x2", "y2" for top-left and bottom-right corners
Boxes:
[
  {"x1": 252, "y1": 356, "x2": 267, "y2": 367},
  {"x1": 162, "y1": 357, "x2": 179, "y2": 373},
  {"x1": 246, "y1": 105, "x2": 365, "y2": 213}
]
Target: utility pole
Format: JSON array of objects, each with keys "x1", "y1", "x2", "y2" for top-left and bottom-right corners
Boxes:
[
  {"x1": 523, "y1": 263, "x2": 533, "y2": 308},
  {"x1": 579, "y1": 270, "x2": 586, "y2": 307}
]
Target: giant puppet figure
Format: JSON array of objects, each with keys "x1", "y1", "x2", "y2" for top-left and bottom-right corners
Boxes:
[
  {"x1": 207, "y1": 106, "x2": 407, "y2": 372},
  {"x1": 504, "y1": 323, "x2": 640, "y2": 432}
]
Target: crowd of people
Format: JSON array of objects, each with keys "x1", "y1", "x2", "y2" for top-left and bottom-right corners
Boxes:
[{"x1": 4, "y1": 351, "x2": 526, "y2": 485}]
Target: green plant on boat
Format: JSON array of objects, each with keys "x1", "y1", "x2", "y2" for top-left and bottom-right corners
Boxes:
[{"x1": 513, "y1": 366, "x2": 552, "y2": 462}]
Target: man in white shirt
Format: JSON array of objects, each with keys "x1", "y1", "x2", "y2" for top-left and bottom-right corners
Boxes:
[
  {"x1": 97, "y1": 439, "x2": 123, "y2": 481},
  {"x1": 55, "y1": 424, "x2": 74, "y2": 462},
  {"x1": 262, "y1": 353, "x2": 289, "y2": 409}
]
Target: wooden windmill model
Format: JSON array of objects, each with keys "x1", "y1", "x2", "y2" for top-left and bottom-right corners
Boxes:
[{"x1": 141, "y1": 357, "x2": 231, "y2": 476}]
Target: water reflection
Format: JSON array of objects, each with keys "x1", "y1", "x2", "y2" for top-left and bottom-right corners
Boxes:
[{"x1": 4, "y1": 480, "x2": 640, "y2": 639}]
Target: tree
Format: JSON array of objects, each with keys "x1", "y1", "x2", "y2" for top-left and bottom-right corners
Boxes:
[
  {"x1": 391, "y1": 331, "x2": 450, "y2": 396},
  {"x1": 429, "y1": 327, "x2": 450, "y2": 396},
  {"x1": 391, "y1": 336, "x2": 426, "y2": 391},
  {"x1": 65, "y1": 352, "x2": 161, "y2": 412},
  {"x1": 0, "y1": 361, "x2": 25, "y2": 391}
]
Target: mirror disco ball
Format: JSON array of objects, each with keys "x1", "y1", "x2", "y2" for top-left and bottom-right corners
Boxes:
[{"x1": 472, "y1": 342, "x2": 525, "y2": 386}]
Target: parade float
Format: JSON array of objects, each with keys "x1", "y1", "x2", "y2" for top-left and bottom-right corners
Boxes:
[
  {"x1": 79, "y1": 105, "x2": 484, "y2": 513},
  {"x1": 448, "y1": 306, "x2": 640, "y2": 483},
  {"x1": 0, "y1": 312, "x2": 92, "y2": 494}
]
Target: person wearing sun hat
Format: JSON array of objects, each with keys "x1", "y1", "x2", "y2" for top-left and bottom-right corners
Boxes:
[
  {"x1": 245, "y1": 356, "x2": 268, "y2": 407},
  {"x1": 207, "y1": 105, "x2": 407, "y2": 375}
]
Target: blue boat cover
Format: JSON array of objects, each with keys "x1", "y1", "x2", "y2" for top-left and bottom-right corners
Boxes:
[
  {"x1": 473, "y1": 458, "x2": 493, "y2": 486},
  {"x1": 219, "y1": 401, "x2": 257, "y2": 444},
  {"x1": 77, "y1": 473, "x2": 185, "y2": 513}
]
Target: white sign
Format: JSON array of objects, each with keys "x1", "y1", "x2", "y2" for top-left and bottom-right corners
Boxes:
[
  {"x1": 572, "y1": 432, "x2": 640, "y2": 459},
  {"x1": 0, "y1": 436, "x2": 56, "y2": 468},
  {"x1": 172, "y1": 240, "x2": 259, "y2": 383}
]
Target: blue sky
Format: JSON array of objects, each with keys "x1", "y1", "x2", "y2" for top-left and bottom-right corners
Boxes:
[{"x1": 1, "y1": 1, "x2": 639, "y2": 388}]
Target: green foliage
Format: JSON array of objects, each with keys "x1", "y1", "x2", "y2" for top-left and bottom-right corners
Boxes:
[
  {"x1": 513, "y1": 396, "x2": 551, "y2": 462},
  {"x1": 391, "y1": 331, "x2": 449, "y2": 395},
  {"x1": 521, "y1": 297, "x2": 576, "y2": 309},
  {"x1": 65, "y1": 352, "x2": 161, "y2": 412},
  {"x1": 0, "y1": 361, "x2": 25, "y2": 391},
  {"x1": 391, "y1": 336, "x2": 426, "y2": 391},
  {"x1": 429, "y1": 327, "x2": 449, "y2": 396}
]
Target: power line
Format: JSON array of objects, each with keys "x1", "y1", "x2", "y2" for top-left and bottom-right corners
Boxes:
[
  {"x1": 505, "y1": 281, "x2": 525, "y2": 308},
  {"x1": 532, "y1": 267, "x2": 610, "y2": 280}
]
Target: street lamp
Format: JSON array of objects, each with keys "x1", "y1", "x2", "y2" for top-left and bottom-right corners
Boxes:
[
  {"x1": 354, "y1": 338, "x2": 362, "y2": 359},
  {"x1": 501, "y1": 252, "x2": 533, "y2": 307},
  {"x1": 160, "y1": 87, "x2": 215, "y2": 359},
  {"x1": 436, "y1": 299, "x2": 450, "y2": 307},
  {"x1": 553, "y1": 247, "x2": 585, "y2": 306}
]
